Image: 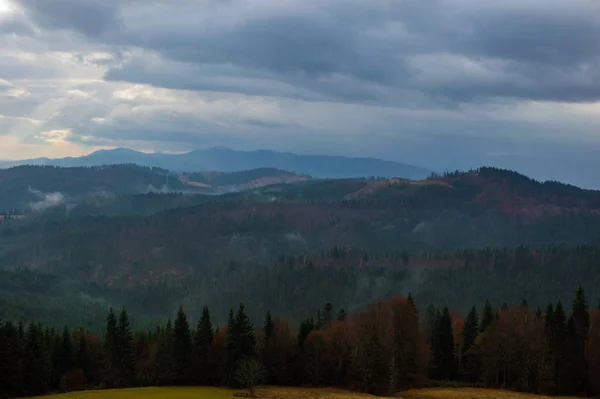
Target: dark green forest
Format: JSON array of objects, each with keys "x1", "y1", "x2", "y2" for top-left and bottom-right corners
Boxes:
[
  {"x1": 1, "y1": 287, "x2": 598, "y2": 398},
  {"x1": 1, "y1": 165, "x2": 600, "y2": 397}
]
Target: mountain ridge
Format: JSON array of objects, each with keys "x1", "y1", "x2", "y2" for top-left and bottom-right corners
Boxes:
[{"x1": 0, "y1": 147, "x2": 432, "y2": 180}]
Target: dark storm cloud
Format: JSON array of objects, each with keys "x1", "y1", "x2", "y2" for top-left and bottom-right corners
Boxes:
[
  {"x1": 16, "y1": 0, "x2": 123, "y2": 37},
  {"x1": 10, "y1": 0, "x2": 600, "y2": 104}
]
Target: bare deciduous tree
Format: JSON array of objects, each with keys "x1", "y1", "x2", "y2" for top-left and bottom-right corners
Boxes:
[{"x1": 236, "y1": 358, "x2": 266, "y2": 397}]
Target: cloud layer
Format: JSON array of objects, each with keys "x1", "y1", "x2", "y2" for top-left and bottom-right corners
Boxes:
[{"x1": 1, "y1": 0, "x2": 599, "y2": 187}]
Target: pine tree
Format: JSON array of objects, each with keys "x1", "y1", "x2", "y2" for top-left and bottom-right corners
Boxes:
[
  {"x1": 322, "y1": 303, "x2": 334, "y2": 327},
  {"x1": 262, "y1": 309, "x2": 275, "y2": 383},
  {"x1": 298, "y1": 316, "x2": 315, "y2": 348},
  {"x1": 103, "y1": 308, "x2": 118, "y2": 386},
  {"x1": 22, "y1": 323, "x2": 50, "y2": 396},
  {"x1": 425, "y1": 304, "x2": 437, "y2": 345},
  {"x1": 172, "y1": 306, "x2": 192, "y2": 384},
  {"x1": 431, "y1": 306, "x2": 455, "y2": 380},
  {"x1": 155, "y1": 320, "x2": 176, "y2": 385},
  {"x1": 194, "y1": 306, "x2": 213, "y2": 384},
  {"x1": 479, "y1": 300, "x2": 494, "y2": 334},
  {"x1": 461, "y1": 306, "x2": 479, "y2": 354},
  {"x1": 76, "y1": 333, "x2": 91, "y2": 384},
  {"x1": 0, "y1": 320, "x2": 22, "y2": 398},
  {"x1": 337, "y1": 308, "x2": 347, "y2": 321},
  {"x1": 570, "y1": 286, "x2": 590, "y2": 394},
  {"x1": 56, "y1": 327, "x2": 73, "y2": 376},
  {"x1": 235, "y1": 303, "x2": 256, "y2": 361},
  {"x1": 117, "y1": 307, "x2": 136, "y2": 386},
  {"x1": 224, "y1": 304, "x2": 257, "y2": 386}
]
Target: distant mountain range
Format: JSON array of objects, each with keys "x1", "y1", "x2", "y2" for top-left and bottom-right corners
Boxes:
[{"x1": 0, "y1": 147, "x2": 432, "y2": 180}]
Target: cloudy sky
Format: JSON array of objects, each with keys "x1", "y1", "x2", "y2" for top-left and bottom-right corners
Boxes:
[{"x1": 0, "y1": 0, "x2": 599, "y2": 187}]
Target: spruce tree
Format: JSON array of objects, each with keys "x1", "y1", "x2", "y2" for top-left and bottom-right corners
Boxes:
[
  {"x1": 461, "y1": 306, "x2": 479, "y2": 354},
  {"x1": 155, "y1": 320, "x2": 176, "y2": 385},
  {"x1": 235, "y1": 303, "x2": 256, "y2": 361},
  {"x1": 225, "y1": 304, "x2": 256, "y2": 386},
  {"x1": 431, "y1": 306, "x2": 455, "y2": 380},
  {"x1": 22, "y1": 323, "x2": 50, "y2": 396},
  {"x1": 297, "y1": 316, "x2": 315, "y2": 348},
  {"x1": 172, "y1": 306, "x2": 192, "y2": 384},
  {"x1": 570, "y1": 286, "x2": 590, "y2": 394},
  {"x1": 262, "y1": 309, "x2": 275, "y2": 383},
  {"x1": 56, "y1": 327, "x2": 73, "y2": 376},
  {"x1": 76, "y1": 334, "x2": 91, "y2": 384},
  {"x1": 479, "y1": 300, "x2": 494, "y2": 334},
  {"x1": 194, "y1": 306, "x2": 213, "y2": 384},
  {"x1": 103, "y1": 308, "x2": 118, "y2": 387},
  {"x1": 117, "y1": 307, "x2": 136, "y2": 387}
]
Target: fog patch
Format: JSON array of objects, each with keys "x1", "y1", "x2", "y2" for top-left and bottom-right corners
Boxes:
[{"x1": 27, "y1": 187, "x2": 67, "y2": 211}]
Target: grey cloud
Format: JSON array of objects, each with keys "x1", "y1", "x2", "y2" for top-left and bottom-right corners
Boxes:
[
  {"x1": 12, "y1": 0, "x2": 600, "y2": 103},
  {"x1": 17, "y1": 0, "x2": 123, "y2": 37}
]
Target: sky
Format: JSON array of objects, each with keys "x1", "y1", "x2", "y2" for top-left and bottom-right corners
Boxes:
[{"x1": 0, "y1": 0, "x2": 599, "y2": 187}]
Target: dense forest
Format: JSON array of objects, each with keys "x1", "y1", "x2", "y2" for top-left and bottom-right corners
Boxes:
[
  {"x1": 0, "y1": 243, "x2": 599, "y2": 330},
  {"x1": 1, "y1": 166, "x2": 600, "y2": 397},
  {"x1": 1, "y1": 287, "x2": 598, "y2": 398}
]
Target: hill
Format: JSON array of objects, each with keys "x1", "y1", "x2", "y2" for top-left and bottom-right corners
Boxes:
[
  {"x1": 1, "y1": 167, "x2": 600, "y2": 328},
  {"x1": 0, "y1": 165, "x2": 307, "y2": 212},
  {"x1": 0, "y1": 147, "x2": 432, "y2": 180}
]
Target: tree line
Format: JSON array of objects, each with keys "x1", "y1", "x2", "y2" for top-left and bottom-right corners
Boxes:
[{"x1": 1, "y1": 287, "x2": 598, "y2": 398}]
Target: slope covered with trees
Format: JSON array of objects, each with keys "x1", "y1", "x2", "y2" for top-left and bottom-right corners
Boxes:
[{"x1": 1, "y1": 287, "x2": 598, "y2": 398}]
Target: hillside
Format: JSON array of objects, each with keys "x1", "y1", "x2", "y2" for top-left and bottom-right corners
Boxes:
[
  {"x1": 1, "y1": 167, "x2": 600, "y2": 328},
  {"x1": 0, "y1": 165, "x2": 307, "y2": 212},
  {"x1": 0, "y1": 147, "x2": 432, "y2": 180}
]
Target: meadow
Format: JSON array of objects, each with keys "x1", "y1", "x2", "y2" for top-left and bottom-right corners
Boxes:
[{"x1": 31, "y1": 387, "x2": 582, "y2": 399}]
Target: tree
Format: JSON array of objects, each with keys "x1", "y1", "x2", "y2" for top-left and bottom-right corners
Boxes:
[
  {"x1": 461, "y1": 306, "x2": 479, "y2": 355},
  {"x1": 569, "y1": 286, "x2": 590, "y2": 394},
  {"x1": 155, "y1": 320, "x2": 176, "y2": 385},
  {"x1": 235, "y1": 358, "x2": 265, "y2": 397},
  {"x1": 262, "y1": 310, "x2": 275, "y2": 382},
  {"x1": 172, "y1": 306, "x2": 192, "y2": 384},
  {"x1": 194, "y1": 306, "x2": 213, "y2": 384},
  {"x1": 225, "y1": 303, "x2": 256, "y2": 386},
  {"x1": 430, "y1": 306, "x2": 455, "y2": 380},
  {"x1": 116, "y1": 307, "x2": 136, "y2": 386},
  {"x1": 103, "y1": 308, "x2": 118, "y2": 386},
  {"x1": 480, "y1": 300, "x2": 494, "y2": 334}
]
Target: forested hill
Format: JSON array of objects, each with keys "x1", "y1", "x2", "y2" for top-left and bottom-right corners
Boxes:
[
  {"x1": 1, "y1": 166, "x2": 600, "y2": 329},
  {"x1": 0, "y1": 165, "x2": 307, "y2": 212}
]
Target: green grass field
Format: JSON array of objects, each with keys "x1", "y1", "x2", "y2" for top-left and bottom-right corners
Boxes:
[
  {"x1": 31, "y1": 387, "x2": 583, "y2": 399},
  {"x1": 31, "y1": 387, "x2": 236, "y2": 399}
]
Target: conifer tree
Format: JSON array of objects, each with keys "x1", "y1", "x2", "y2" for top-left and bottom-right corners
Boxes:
[
  {"x1": 461, "y1": 306, "x2": 479, "y2": 354},
  {"x1": 22, "y1": 323, "x2": 50, "y2": 396},
  {"x1": 76, "y1": 333, "x2": 91, "y2": 384},
  {"x1": 117, "y1": 307, "x2": 136, "y2": 386},
  {"x1": 56, "y1": 327, "x2": 73, "y2": 376},
  {"x1": 337, "y1": 308, "x2": 347, "y2": 321},
  {"x1": 430, "y1": 306, "x2": 455, "y2": 380},
  {"x1": 479, "y1": 300, "x2": 494, "y2": 334},
  {"x1": 570, "y1": 286, "x2": 590, "y2": 394},
  {"x1": 194, "y1": 306, "x2": 213, "y2": 384},
  {"x1": 172, "y1": 306, "x2": 192, "y2": 384},
  {"x1": 262, "y1": 309, "x2": 275, "y2": 382},
  {"x1": 103, "y1": 308, "x2": 118, "y2": 386},
  {"x1": 155, "y1": 320, "x2": 176, "y2": 385}
]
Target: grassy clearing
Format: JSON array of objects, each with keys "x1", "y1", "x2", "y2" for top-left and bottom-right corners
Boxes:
[
  {"x1": 30, "y1": 387, "x2": 236, "y2": 399},
  {"x1": 402, "y1": 388, "x2": 580, "y2": 399},
  {"x1": 31, "y1": 387, "x2": 583, "y2": 399},
  {"x1": 32, "y1": 386, "x2": 377, "y2": 399}
]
